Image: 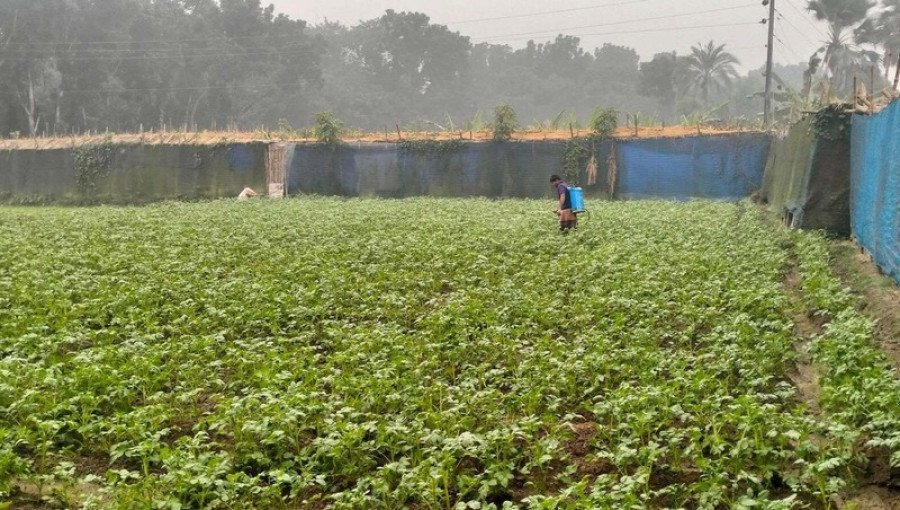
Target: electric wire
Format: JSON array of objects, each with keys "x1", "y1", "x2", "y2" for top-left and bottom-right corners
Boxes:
[
  {"x1": 0, "y1": 22, "x2": 761, "y2": 63},
  {"x1": 1, "y1": 5, "x2": 761, "y2": 61},
  {"x1": 474, "y1": 4, "x2": 758, "y2": 42},
  {"x1": 781, "y1": 0, "x2": 829, "y2": 40},
  {"x1": 546, "y1": 21, "x2": 759, "y2": 41},
  {"x1": 445, "y1": 0, "x2": 652, "y2": 25},
  {"x1": 1, "y1": 0, "x2": 655, "y2": 47},
  {"x1": 774, "y1": 31, "x2": 804, "y2": 61},
  {"x1": 774, "y1": 8, "x2": 818, "y2": 47},
  {"x1": 0, "y1": 1, "x2": 768, "y2": 95}
]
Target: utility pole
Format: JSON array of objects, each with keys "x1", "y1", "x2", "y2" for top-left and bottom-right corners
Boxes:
[{"x1": 763, "y1": 0, "x2": 776, "y2": 130}]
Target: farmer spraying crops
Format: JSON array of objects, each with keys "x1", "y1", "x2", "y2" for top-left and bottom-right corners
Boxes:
[{"x1": 550, "y1": 174, "x2": 576, "y2": 231}]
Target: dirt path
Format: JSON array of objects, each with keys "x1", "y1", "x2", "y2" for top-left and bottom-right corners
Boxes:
[
  {"x1": 782, "y1": 242, "x2": 900, "y2": 510},
  {"x1": 783, "y1": 265, "x2": 825, "y2": 415},
  {"x1": 826, "y1": 241, "x2": 900, "y2": 509}
]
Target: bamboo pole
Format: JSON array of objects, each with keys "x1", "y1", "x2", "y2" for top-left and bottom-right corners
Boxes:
[
  {"x1": 870, "y1": 65, "x2": 876, "y2": 112},
  {"x1": 894, "y1": 54, "x2": 900, "y2": 91}
]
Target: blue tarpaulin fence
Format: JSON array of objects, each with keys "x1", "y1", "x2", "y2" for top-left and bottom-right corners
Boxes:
[
  {"x1": 851, "y1": 101, "x2": 900, "y2": 284},
  {"x1": 0, "y1": 134, "x2": 771, "y2": 204},
  {"x1": 615, "y1": 135, "x2": 770, "y2": 201},
  {"x1": 288, "y1": 134, "x2": 771, "y2": 202}
]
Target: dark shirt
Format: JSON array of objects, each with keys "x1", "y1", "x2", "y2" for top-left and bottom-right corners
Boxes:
[{"x1": 556, "y1": 181, "x2": 572, "y2": 210}]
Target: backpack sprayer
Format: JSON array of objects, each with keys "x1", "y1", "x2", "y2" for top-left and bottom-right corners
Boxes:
[
  {"x1": 567, "y1": 185, "x2": 589, "y2": 229},
  {"x1": 548, "y1": 185, "x2": 589, "y2": 229},
  {"x1": 569, "y1": 186, "x2": 586, "y2": 215}
]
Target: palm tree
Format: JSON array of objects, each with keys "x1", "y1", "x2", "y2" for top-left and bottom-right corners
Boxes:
[
  {"x1": 807, "y1": 0, "x2": 876, "y2": 96},
  {"x1": 856, "y1": 0, "x2": 900, "y2": 77},
  {"x1": 683, "y1": 41, "x2": 740, "y2": 108}
]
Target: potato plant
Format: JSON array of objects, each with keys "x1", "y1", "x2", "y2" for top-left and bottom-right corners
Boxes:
[{"x1": 0, "y1": 199, "x2": 894, "y2": 508}]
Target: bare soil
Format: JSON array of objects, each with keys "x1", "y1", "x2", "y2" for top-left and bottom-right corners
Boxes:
[
  {"x1": 838, "y1": 487, "x2": 900, "y2": 510},
  {"x1": 783, "y1": 264, "x2": 826, "y2": 415},
  {"x1": 0, "y1": 125, "x2": 757, "y2": 150}
]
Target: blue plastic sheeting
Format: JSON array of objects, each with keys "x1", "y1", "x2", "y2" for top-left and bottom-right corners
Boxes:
[
  {"x1": 851, "y1": 101, "x2": 900, "y2": 284},
  {"x1": 288, "y1": 135, "x2": 770, "y2": 201},
  {"x1": 227, "y1": 145, "x2": 261, "y2": 173},
  {"x1": 288, "y1": 142, "x2": 569, "y2": 199},
  {"x1": 616, "y1": 134, "x2": 770, "y2": 200}
]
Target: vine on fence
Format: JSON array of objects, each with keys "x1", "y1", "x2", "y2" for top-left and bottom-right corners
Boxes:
[
  {"x1": 398, "y1": 139, "x2": 466, "y2": 154},
  {"x1": 810, "y1": 104, "x2": 852, "y2": 141},
  {"x1": 74, "y1": 142, "x2": 113, "y2": 194},
  {"x1": 563, "y1": 138, "x2": 591, "y2": 184}
]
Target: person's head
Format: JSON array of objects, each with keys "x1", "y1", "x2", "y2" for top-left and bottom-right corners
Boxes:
[{"x1": 550, "y1": 175, "x2": 561, "y2": 186}]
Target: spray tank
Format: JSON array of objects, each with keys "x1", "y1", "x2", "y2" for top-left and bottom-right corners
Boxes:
[{"x1": 569, "y1": 186, "x2": 585, "y2": 214}]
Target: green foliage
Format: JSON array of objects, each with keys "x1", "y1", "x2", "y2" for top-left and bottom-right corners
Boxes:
[
  {"x1": 589, "y1": 107, "x2": 618, "y2": 138},
  {"x1": 0, "y1": 199, "x2": 895, "y2": 507},
  {"x1": 313, "y1": 112, "x2": 344, "y2": 147},
  {"x1": 1, "y1": 0, "x2": 896, "y2": 138},
  {"x1": 683, "y1": 41, "x2": 741, "y2": 108},
  {"x1": 73, "y1": 142, "x2": 113, "y2": 195},
  {"x1": 680, "y1": 101, "x2": 730, "y2": 128},
  {"x1": 562, "y1": 138, "x2": 590, "y2": 184},
  {"x1": 275, "y1": 118, "x2": 299, "y2": 141},
  {"x1": 788, "y1": 231, "x2": 900, "y2": 485},
  {"x1": 398, "y1": 139, "x2": 466, "y2": 154},
  {"x1": 490, "y1": 104, "x2": 518, "y2": 141},
  {"x1": 810, "y1": 104, "x2": 852, "y2": 141},
  {"x1": 531, "y1": 109, "x2": 579, "y2": 132},
  {"x1": 465, "y1": 110, "x2": 486, "y2": 132}
]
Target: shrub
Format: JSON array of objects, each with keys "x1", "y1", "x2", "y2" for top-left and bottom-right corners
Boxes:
[
  {"x1": 589, "y1": 107, "x2": 618, "y2": 138},
  {"x1": 314, "y1": 112, "x2": 343, "y2": 147},
  {"x1": 491, "y1": 104, "x2": 518, "y2": 141}
]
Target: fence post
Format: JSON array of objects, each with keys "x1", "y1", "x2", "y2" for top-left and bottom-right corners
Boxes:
[
  {"x1": 266, "y1": 142, "x2": 288, "y2": 198},
  {"x1": 870, "y1": 66, "x2": 876, "y2": 112},
  {"x1": 893, "y1": 53, "x2": 900, "y2": 91}
]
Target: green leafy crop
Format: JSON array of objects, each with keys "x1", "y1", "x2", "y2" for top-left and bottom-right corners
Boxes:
[{"x1": 0, "y1": 199, "x2": 894, "y2": 508}]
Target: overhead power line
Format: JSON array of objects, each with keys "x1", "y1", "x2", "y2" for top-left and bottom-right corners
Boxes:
[
  {"x1": 0, "y1": 21, "x2": 760, "y2": 62},
  {"x1": 0, "y1": 33, "x2": 295, "y2": 48},
  {"x1": 0, "y1": 84, "x2": 269, "y2": 95},
  {"x1": 2, "y1": 4, "x2": 761, "y2": 61},
  {"x1": 781, "y1": 0, "x2": 829, "y2": 40},
  {"x1": 775, "y1": 8, "x2": 818, "y2": 47},
  {"x1": 476, "y1": 22, "x2": 760, "y2": 44},
  {"x1": 774, "y1": 31, "x2": 803, "y2": 61},
  {"x1": 0, "y1": 48, "x2": 316, "y2": 62},
  {"x1": 446, "y1": 0, "x2": 651, "y2": 25},
  {"x1": 474, "y1": 4, "x2": 758, "y2": 42},
  {"x1": 2, "y1": 0, "x2": 653, "y2": 48}
]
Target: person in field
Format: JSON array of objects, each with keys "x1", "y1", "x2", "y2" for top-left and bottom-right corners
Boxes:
[{"x1": 550, "y1": 174, "x2": 576, "y2": 231}]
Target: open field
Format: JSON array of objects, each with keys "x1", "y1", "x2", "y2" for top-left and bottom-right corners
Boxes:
[{"x1": 1, "y1": 199, "x2": 899, "y2": 509}]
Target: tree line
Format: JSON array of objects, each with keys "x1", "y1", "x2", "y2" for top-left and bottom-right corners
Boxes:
[{"x1": 0, "y1": 0, "x2": 894, "y2": 138}]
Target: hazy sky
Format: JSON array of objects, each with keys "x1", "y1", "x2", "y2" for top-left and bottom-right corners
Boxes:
[{"x1": 270, "y1": 0, "x2": 829, "y2": 73}]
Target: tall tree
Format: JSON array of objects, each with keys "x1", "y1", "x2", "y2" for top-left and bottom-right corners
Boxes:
[
  {"x1": 639, "y1": 52, "x2": 684, "y2": 118},
  {"x1": 343, "y1": 10, "x2": 471, "y2": 124},
  {"x1": 807, "y1": 0, "x2": 875, "y2": 96},
  {"x1": 683, "y1": 41, "x2": 740, "y2": 108},
  {"x1": 856, "y1": 0, "x2": 900, "y2": 81}
]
